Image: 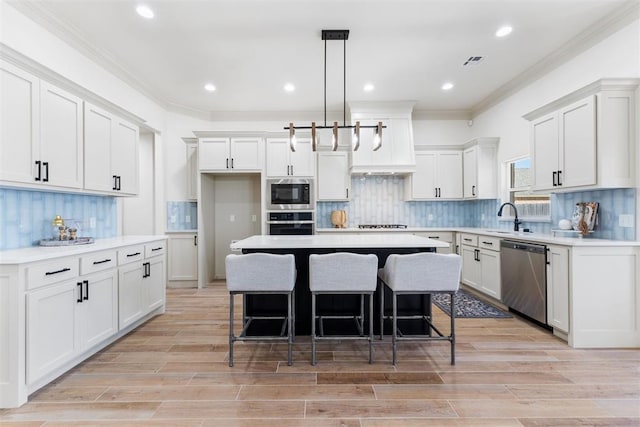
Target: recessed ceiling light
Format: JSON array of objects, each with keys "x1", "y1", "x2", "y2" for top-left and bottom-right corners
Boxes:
[
  {"x1": 284, "y1": 83, "x2": 295, "y2": 92},
  {"x1": 136, "y1": 4, "x2": 154, "y2": 19},
  {"x1": 495, "y1": 25, "x2": 513, "y2": 37},
  {"x1": 204, "y1": 83, "x2": 216, "y2": 92},
  {"x1": 441, "y1": 82, "x2": 454, "y2": 91},
  {"x1": 363, "y1": 83, "x2": 375, "y2": 92}
]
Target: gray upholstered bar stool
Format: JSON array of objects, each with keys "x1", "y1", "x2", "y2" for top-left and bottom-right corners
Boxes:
[
  {"x1": 309, "y1": 252, "x2": 378, "y2": 365},
  {"x1": 378, "y1": 252, "x2": 462, "y2": 365},
  {"x1": 225, "y1": 253, "x2": 296, "y2": 367}
]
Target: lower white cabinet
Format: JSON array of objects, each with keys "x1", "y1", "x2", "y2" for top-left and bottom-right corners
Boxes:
[
  {"x1": 460, "y1": 234, "x2": 501, "y2": 300},
  {"x1": 413, "y1": 231, "x2": 455, "y2": 254},
  {"x1": 168, "y1": 233, "x2": 198, "y2": 283},
  {"x1": 546, "y1": 245, "x2": 570, "y2": 333}
]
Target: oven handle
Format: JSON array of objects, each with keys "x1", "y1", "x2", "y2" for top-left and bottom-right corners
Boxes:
[{"x1": 267, "y1": 220, "x2": 315, "y2": 224}]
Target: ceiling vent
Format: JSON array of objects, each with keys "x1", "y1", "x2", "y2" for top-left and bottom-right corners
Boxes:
[{"x1": 463, "y1": 56, "x2": 484, "y2": 66}]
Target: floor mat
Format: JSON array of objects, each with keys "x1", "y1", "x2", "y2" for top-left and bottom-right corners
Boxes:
[{"x1": 431, "y1": 289, "x2": 512, "y2": 318}]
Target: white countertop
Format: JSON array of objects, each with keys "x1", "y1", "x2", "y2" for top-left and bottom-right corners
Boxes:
[
  {"x1": 0, "y1": 235, "x2": 167, "y2": 264},
  {"x1": 315, "y1": 227, "x2": 640, "y2": 247},
  {"x1": 231, "y1": 234, "x2": 450, "y2": 250}
]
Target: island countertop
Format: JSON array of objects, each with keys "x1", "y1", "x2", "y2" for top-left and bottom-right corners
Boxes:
[{"x1": 230, "y1": 234, "x2": 450, "y2": 250}]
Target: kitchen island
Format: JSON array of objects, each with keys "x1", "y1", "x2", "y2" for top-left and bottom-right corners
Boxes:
[{"x1": 230, "y1": 234, "x2": 449, "y2": 335}]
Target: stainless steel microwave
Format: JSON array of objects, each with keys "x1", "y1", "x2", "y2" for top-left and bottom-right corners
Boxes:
[{"x1": 267, "y1": 178, "x2": 314, "y2": 210}]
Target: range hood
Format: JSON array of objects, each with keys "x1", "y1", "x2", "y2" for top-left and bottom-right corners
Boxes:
[{"x1": 348, "y1": 102, "x2": 416, "y2": 175}]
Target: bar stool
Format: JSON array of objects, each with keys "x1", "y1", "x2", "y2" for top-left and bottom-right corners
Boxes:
[
  {"x1": 225, "y1": 253, "x2": 296, "y2": 367},
  {"x1": 309, "y1": 252, "x2": 378, "y2": 365},
  {"x1": 378, "y1": 252, "x2": 462, "y2": 365}
]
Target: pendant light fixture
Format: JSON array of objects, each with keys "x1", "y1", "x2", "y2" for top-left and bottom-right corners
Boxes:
[{"x1": 285, "y1": 29, "x2": 386, "y2": 152}]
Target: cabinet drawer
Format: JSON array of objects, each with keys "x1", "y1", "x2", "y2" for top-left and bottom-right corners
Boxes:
[
  {"x1": 145, "y1": 241, "x2": 166, "y2": 258},
  {"x1": 460, "y1": 233, "x2": 478, "y2": 246},
  {"x1": 422, "y1": 231, "x2": 453, "y2": 243},
  {"x1": 80, "y1": 250, "x2": 117, "y2": 275},
  {"x1": 118, "y1": 245, "x2": 144, "y2": 265},
  {"x1": 478, "y1": 236, "x2": 501, "y2": 251},
  {"x1": 27, "y1": 257, "x2": 79, "y2": 290}
]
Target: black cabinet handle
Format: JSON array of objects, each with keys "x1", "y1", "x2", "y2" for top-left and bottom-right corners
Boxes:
[
  {"x1": 287, "y1": 165, "x2": 290, "y2": 175},
  {"x1": 545, "y1": 248, "x2": 550, "y2": 265},
  {"x1": 35, "y1": 160, "x2": 41, "y2": 181},
  {"x1": 463, "y1": 238, "x2": 472, "y2": 242},
  {"x1": 474, "y1": 249, "x2": 480, "y2": 262},
  {"x1": 151, "y1": 247, "x2": 163, "y2": 252},
  {"x1": 127, "y1": 252, "x2": 141, "y2": 257},
  {"x1": 113, "y1": 175, "x2": 118, "y2": 190},
  {"x1": 430, "y1": 236, "x2": 440, "y2": 239},
  {"x1": 83, "y1": 280, "x2": 89, "y2": 300},
  {"x1": 194, "y1": 235, "x2": 197, "y2": 246},
  {"x1": 434, "y1": 187, "x2": 438, "y2": 198},
  {"x1": 45, "y1": 267, "x2": 71, "y2": 276},
  {"x1": 482, "y1": 241, "x2": 493, "y2": 245},
  {"x1": 77, "y1": 282, "x2": 83, "y2": 303},
  {"x1": 471, "y1": 185, "x2": 476, "y2": 197},
  {"x1": 93, "y1": 259, "x2": 111, "y2": 265},
  {"x1": 231, "y1": 158, "x2": 234, "y2": 169},
  {"x1": 226, "y1": 158, "x2": 229, "y2": 168},
  {"x1": 117, "y1": 176, "x2": 122, "y2": 191},
  {"x1": 557, "y1": 170, "x2": 562, "y2": 186},
  {"x1": 552, "y1": 171, "x2": 557, "y2": 186},
  {"x1": 42, "y1": 162, "x2": 49, "y2": 182},
  {"x1": 143, "y1": 262, "x2": 151, "y2": 278}
]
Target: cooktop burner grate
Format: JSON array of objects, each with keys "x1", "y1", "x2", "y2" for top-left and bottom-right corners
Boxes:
[{"x1": 358, "y1": 224, "x2": 408, "y2": 229}]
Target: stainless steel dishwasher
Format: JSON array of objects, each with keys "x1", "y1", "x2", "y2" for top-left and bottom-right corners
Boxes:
[{"x1": 500, "y1": 240, "x2": 548, "y2": 325}]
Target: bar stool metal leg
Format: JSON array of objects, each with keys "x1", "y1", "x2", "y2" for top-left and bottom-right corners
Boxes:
[
  {"x1": 392, "y1": 291, "x2": 398, "y2": 366},
  {"x1": 450, "y1": 291, "x2": 456, "y2": 365},
  {"x1": 311, "y1": 293, "x2": 317, "y2": 366},
  {"x1": 287, "y1": 292, "x2": 293, "y2": 366},
  {"x1": 229, "y1": 293, "x2": 235, "y2": 367},
  {"x1": 379, "y1": 281, "x2": 385, "y2": 340},
  {"x1": 369, "y1": 293, "x2": 374, "y2": 363}
]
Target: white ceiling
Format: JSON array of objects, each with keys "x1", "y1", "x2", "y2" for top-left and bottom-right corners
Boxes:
[{"x1": 10, "y1": 0, "x2": 638, "y2": 120}]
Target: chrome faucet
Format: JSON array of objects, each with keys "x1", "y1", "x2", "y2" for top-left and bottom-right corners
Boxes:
[{"x1": 497, "y1": 202, "x2": 521, "y2": 231}]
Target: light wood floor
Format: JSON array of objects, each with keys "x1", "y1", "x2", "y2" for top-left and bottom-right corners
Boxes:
[{"x1": 2, "y1": 285, "x2": 639, "y2": 426}]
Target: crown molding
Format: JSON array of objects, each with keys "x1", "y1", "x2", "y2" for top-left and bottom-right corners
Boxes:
[
  {"x1": 8, "y1": 0, "x2": 169, "y2": 111},
  {"x1": 471, "y1": 0, "x2": 640, "y2": 117},
  {"x1": 412, "y1": 110, "x2": 473, "y2": 120}
]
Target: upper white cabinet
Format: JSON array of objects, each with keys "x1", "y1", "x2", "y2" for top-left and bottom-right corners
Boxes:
[
  {"x1": 182, "y1": 138, "x2": 198, "y2": 200},
  {"x1": 1, "y1": 61, "x2": 83, "y2": 190},
  {"x1": 462, "y1": 138, "x2": 498, "y2": 199},
  {"x1": 525, "y1": 79, "x2": 638, "y2": 191},
  {"x1": 405, "y1": 151, "x2": 462, "y2": 200},
  {"x1": 266, "y1": 138, "x2": 315, "y2": 177},
  {"x1": 349, "y1": 102, "x2": 416, "y2": 174},
  {"x1": 317, "y1": 151, "x2": 350, "y2": 201},
  {"x1": 84, "y1": 102, "x2": 139, "y2": 195},
  {"x1": 199, "y1": 137, "x2": 262, "y2": 171}
]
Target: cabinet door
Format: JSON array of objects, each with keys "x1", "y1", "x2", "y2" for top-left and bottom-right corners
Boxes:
[
  {"x1": 479, "y1": 249, "x2": 501, "y2": 300},
  {"x1": 112, "y1": 119, "x2": 139, "y2": 195},
  {"x1": 547, "y1": 245, "x2": 570, "y2": 333},
  {"x1": 168, "y1": 234, "x2": 198, "y2": 281},
  {"x1": 27, "y1": 280, "x2": 79, "y2": 384},
  {"x1": 230, "y1": 138, "x2": 261, "y2": 170},
  {"x1": 411, "y1": 152, "x2": 437, "y2": 199},
  {"x1": 437, "y1": 151, "x2": 463, "y2": 199},
  {"x1": 0, "y1": 60, "x2": 39, "y2": 184},
  {"x1": 461, "y1": 245, "x2": 481, "y2": 290},
  {"x1": 389, "y1": 117, "x2": 413, "y2": 166},
  {"x1": 266, "y1": 138, "x2": 291, "y2": 176},
  {"x1": 84, "y1": 103, "x2": 114, "y2": 192},
  {"x1": 118, "y1": 262, "x2": 144, "y2": 329},
  {"x1": 289, "y1": 138, "x2": 315, "y2": 176},
  {"x1": 145, "y1": 257, "x2": 166, "y2": 312},
  {"x1": 39, "y1": 81, "x2": 83, "y2": 189},
  {"x1": 81, "y1": 270, "x2": 118, "y2": 349},
  {"x1": 186, "y1": 143, "x2": 198, "y2": 200},
  {"x1": 199, "y1": 138, "x2": 230, "y2": 170},
  {"x1": 531, "y1": 113, "x2": 559, "y2": 191},
  {"x1": 317, "y1": 151, "x2": 350, "y2": 201},
  {"x1": 463, "y1": 147, "x2": 477, "y2": 198},
  {"x1": 559, "y1": 96, "x2": 596, "y2": 189}
]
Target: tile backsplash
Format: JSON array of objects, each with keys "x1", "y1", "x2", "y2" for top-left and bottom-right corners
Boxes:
[
  {"x1": 0, "y1": 188, "x2": 117, "y2": 250},
  {"x1": 317, "y1": 176, "x2": 636, "y2": 241},
  {"x1": 166, "y1": 201, "x2": 198, "y2": 231}
]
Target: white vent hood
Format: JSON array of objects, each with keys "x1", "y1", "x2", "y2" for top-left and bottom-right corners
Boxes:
[{"x1": 348, "y1": 101, "x2": 416, "y2": 175}]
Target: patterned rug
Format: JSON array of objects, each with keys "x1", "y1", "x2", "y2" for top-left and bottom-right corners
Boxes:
[{"x1": 431, "y1": 289, "x2": 512, "y2": 318}]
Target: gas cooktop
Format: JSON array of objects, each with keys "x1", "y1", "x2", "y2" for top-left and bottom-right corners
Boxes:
[{"x1": 358, "y1": 224, "x2": 408, "y2": 229}]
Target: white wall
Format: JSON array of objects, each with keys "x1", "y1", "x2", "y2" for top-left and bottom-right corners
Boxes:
[{"x1": 412, "y1": 119, "x2": 472, "y2": 146}]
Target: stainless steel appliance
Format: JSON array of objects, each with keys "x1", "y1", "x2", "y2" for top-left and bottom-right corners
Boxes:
[
  {"x1": 267, "y1": 178, "x2": 313, "y2": 210},
  {"x1": 500, "y1": 240, "x2": 548, "y2": 326},
  {"x1": 267, "y1": 211, "x2": 314, "y2": 235}
]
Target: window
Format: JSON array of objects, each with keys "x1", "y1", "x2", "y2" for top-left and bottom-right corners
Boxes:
[{"x1": 506, "y1": 158, "x2": 550, "y2": 219}]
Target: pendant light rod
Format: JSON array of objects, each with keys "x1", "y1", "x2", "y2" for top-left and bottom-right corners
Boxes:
[{"x1": 343, "y1": 37, "x2": 346, "y2": 127}]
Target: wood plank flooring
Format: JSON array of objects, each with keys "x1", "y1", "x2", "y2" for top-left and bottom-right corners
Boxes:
[{"x1": 2, "y1": 285, "x2": 639, "y2": 426}]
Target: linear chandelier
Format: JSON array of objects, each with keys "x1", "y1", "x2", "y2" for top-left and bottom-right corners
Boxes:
[{"x1": 284, "y1": 29, "x2": 386, "y2": 152}]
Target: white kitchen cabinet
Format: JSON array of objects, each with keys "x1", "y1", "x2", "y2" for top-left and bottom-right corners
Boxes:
[
  {"x1": 84, "y1": 102, "x2": 139, "y2": 195},
  {"x1": 525, "y1": 79, "x2": 638, "y2": 191},
  {"x1": 546, "y1": 245, "x2": 570, "y2": 334},
  {"x1": 462, "y1": 138, "x2": 498, "y2": 199},
  {"x1": 460, "y1": 233, "x2": 501, "y2": 300},
  {"x1": 168, "y1": 233, "x2": 198, "y2": 283},
  {"x1": 199, "y1": 137, "x2": 262, "y2": 171},
  {"x1": 317, "y1": 151, "x2": 350, "y2": 201},
  {"x1": 266, "y1": 138, "x2": 314, "y2": 177},
  {"x1": 413, "y1": 232, "x2": 455, "y2": 254},
  {"x1": 0, "y1": 61, "x2": 83, "y2": 190},
  {"x1": 405, "y1": 151, "x2": 462, "y2": 200},
  {"x1": 117, "y1": 261, "x2": 144, "y2": 330},
  {"x1": 186, "y1": 142, "x2": 198, "y2": 200},
  {"x1": 80, "y1": 269, "x2": 118, "y2": 349}
]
